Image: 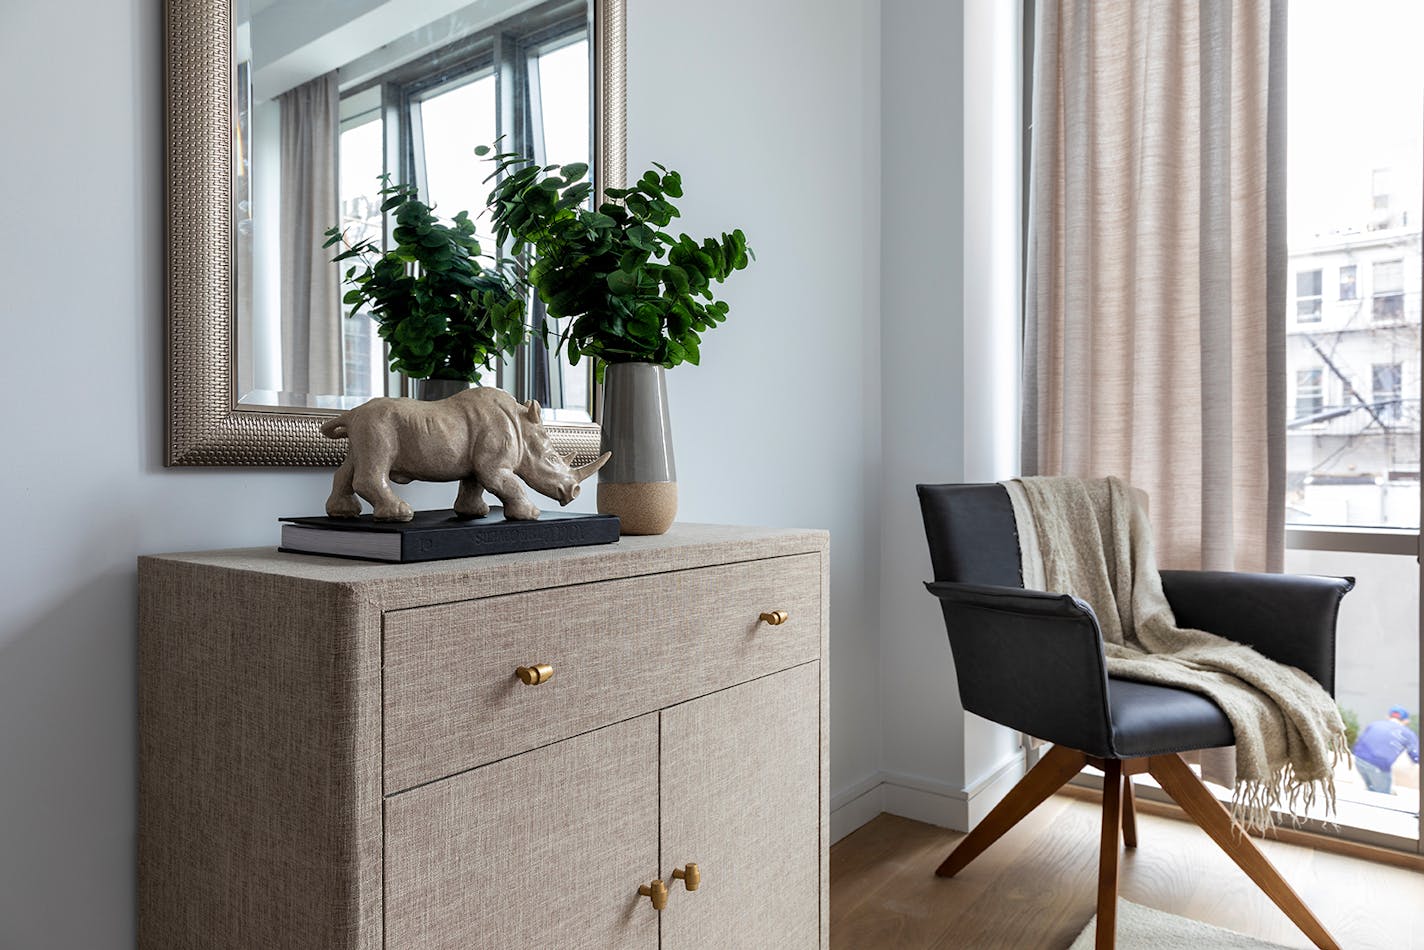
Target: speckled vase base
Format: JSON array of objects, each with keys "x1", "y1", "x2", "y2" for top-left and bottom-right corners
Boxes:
[{"x1": 597, "y1": 481, "x2": 677, "y2": 535}]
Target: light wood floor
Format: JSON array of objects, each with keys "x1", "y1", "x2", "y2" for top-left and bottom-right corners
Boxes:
[{"x1": 830, "y1": 796, "x2": 1424, "y2": 949}]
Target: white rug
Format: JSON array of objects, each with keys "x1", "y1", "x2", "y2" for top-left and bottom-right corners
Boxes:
[{"x1": 1068, "y1": 900, "x2": 1295, "y2": 949}]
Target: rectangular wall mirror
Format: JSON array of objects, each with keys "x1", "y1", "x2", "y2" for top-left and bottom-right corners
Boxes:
[{"x1": 165, "y1": 0, "x2": 625, "y2": 466}]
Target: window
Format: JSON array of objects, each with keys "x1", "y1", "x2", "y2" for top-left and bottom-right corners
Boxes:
[
  {"x1": 1295, "y1": 367, "x2": 1324, "y2": 420},
  {"x1": 1373, "y1": 259, "x2": 1405, "y2": 321},
  {"x1": 1373, "y1": 362, "x2": 1404, "y2": 421},
  {"x1": 1284, "y1": 0, "x2": 1420, "y2": 848},
  {"x1": 1340, "y1": 264, "x2": 1358, "y2": 300},
  {"x1": 1373, "y1": 167, "x2": 1392, "y2": 212},
  {"x1": 413, "y1": 74, "x2": 499, "y2": 248},
  {"x1": 1296, "y1": 269, "x2": 1323, "y2": 321}
]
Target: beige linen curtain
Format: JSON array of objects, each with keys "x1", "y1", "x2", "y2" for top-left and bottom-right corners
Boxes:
[
  {"x1": 1022, "y1": 0, "x2": 1287, "y2": 574},
  {"x1": 279, "y1": 71, "x2": 344, "y2": 398}
]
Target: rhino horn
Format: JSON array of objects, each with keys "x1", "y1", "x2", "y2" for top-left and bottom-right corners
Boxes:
[
  {"x1": 573, "y1": 451, "x2": 612, "y2": 482},
  {"x1": 524, "y1": 399, "x2": 542, "y2": 423}
]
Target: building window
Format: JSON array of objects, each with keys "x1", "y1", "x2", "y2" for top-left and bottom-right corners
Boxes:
[
  {"x1": 1372, "y1": 259, "x2": 1405, "y2": 321},
  {"x1": 1339, "y1": 264, "x2": 1357, "y2": 300},
  {"x1": 1296, "y1": 269, "x2": 1323, "y2": 322},
  {"x1": 1373, "y1": 362, "x2": 1403, "y2": 421},
  {"x1": 1295, "y1": 368, "x2": 1324, "y2": 421},
  {"x1": 1372, "y1": 167, "x2": 1392, "y2": 212}
]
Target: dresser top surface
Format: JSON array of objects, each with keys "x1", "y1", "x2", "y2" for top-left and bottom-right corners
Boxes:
[{"x1": 140, "y1": 522, "x2": 828, "y2": 605}]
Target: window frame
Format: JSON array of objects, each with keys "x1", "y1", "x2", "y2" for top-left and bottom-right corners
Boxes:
[
  {"x1": 1372, "y1": 258, "x2": 1407, "y2": 323},
  {"x1": 1340, "y1": 263, "x2": 1358, "y2": 301},
  {"x1": 1296, "y1": 268, "x2": 1324, "y2": 322},
  {"x1": 1295, "y1": 366, "x2": 1325, "y2": 421},
  {"x1": 1373, "y1": 362, "x2": 1404, "y2": 422}
]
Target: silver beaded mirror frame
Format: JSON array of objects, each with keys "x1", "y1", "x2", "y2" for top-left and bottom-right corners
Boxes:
[{"x1": 163, "y1": 0, "x2": 625, "y2": 466}]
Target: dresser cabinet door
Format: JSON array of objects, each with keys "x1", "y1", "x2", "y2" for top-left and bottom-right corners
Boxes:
[
  {"x1": 384, "y1": 713, "x2": 660, "y2": 950},
  {"x1": 659, "y1": 662, "x2": 822, "y2": 949}
]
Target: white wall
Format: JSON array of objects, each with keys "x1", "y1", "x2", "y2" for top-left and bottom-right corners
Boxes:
[
  {"x1": 858, "y1": 0, "x2": 1024, "y2": 835},
  {"x1": 869, "y1": 0, "x2": 970, "y2": 832},
  {"x1": 0, "y1": 0, "x2": 884, "y2": 945}
]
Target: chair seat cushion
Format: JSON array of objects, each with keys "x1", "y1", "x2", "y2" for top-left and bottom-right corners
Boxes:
[{"x1": 1107, "y1": 678, "x2": 1234, "y2": 757}]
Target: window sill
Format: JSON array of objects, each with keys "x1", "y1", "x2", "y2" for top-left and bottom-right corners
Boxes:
[
  {"x1": 1062, "y1": 775, "x2": 1424, "y2": 867},
  {"x1": 1285, "y1": 525, "x2": 1419, "y2": 556}
]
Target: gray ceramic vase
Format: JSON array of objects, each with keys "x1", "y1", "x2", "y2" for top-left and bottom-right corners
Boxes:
[
  {"x1": 597, "y1": 361, "x2": 677, "y2": 535},
  {"x1": 413, "y1": 378, "x2": 469, "y2": 401}
]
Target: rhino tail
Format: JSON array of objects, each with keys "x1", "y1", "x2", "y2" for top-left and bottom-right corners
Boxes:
[{"x1": 320, "y1": 413, "x2": 350, "y2": 440}]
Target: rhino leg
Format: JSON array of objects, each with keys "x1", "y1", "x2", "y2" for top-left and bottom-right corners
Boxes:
[
  {"x1": 453, "y1": 476, "x2": 490, "y2": 519},
  {"x1": 483, "y1": 468, "x2": 541, "y2": 520},
  {"x1": 325, "y1": 458, "x2": 363, "y2": 518},
  {"x1": 352, "y1": 461, "x2": 413, "y2": 522}
]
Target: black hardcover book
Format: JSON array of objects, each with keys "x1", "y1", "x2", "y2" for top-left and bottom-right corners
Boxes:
[{"x1": 278, "y1": 508, "x2": 621, "y2": 562}]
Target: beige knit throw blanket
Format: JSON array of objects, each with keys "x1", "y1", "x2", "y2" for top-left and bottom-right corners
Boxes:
[{"x1": 1004, "y1": 475, "x2": 1347, "y2": 831}]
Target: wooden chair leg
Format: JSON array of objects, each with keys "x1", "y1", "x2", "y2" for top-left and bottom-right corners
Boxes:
[
  {"x1": 935, "y1": 744, "x2": 1087, "y2": 878},
  {"x1": 1121, "y1": 775, "x2": 1138, "y2": 849},
  {"x1": 1148, "y1": 753, "x2": 1341, "y2": 950},
  {"x1": 1095, "y1": 759, "x2": 1122, "y2": 950}
]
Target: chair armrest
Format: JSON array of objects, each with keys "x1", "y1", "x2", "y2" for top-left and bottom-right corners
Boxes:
[
  {"x1": 1158, "y1": 570, "x2": 1354, "y2": 694},
  {"x1": 924, "y1": 581, "x2": 1116, "y2": 757}
]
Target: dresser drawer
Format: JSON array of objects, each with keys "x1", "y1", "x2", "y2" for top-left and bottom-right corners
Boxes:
[{"x1": 382, "y1": 553, "x2": 821, "y2": 791}]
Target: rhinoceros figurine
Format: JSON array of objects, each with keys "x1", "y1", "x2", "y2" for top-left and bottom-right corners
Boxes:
[{"x1": 319, "y1": 387, "x2": 611, "y2": 522}]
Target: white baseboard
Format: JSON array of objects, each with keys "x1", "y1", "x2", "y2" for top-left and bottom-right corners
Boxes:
[
  {"x1": 963, "y1": 749, "x2": 1028, "y2": 827},
  {"x1": 829, "y1": 772, "x2": 886, "y2": 843},
  {"x1": 880, "y1": 771, "x2": 968, "y2": 829},
  {"x1": 832, "y1": 750, "x2": 1027, "y2": 839}
]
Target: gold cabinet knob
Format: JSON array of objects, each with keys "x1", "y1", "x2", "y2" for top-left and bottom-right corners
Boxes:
[
  {"x1": 672, "y1": 863, "x2": 701, "y2": 891},
  {"x1": 759, "y1": 610, "x2": 789, "y2": 626},
  {"x1": 638, "y1": 878, "x2": 669, "y2": 911},
  {"x1": 515, "y1": 663, "x2": 554, "y2": 685}
]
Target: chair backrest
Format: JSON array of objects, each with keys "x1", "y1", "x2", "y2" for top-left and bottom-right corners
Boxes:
[{"x1": 916, "y1": 483, "x2": 1023, "y2": 588}]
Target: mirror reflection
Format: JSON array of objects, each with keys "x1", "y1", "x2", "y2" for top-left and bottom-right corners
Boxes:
[{"x1": 232, "y1": 0, "x2": 594, "y2": 416}]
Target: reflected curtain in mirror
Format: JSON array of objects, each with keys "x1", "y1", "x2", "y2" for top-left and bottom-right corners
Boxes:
[{"x1": 279, "y1": 71, "x2": 343, "y2": 398}]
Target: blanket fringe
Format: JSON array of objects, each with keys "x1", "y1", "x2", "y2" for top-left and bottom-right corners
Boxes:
[{"x1": 1228, "y1": 734, "x2": 1350, "y2": 834}]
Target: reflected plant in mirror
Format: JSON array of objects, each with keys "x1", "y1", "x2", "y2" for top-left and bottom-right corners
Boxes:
[{"x1": 324, "y1": 179, "x2": 527, "y2": 397}]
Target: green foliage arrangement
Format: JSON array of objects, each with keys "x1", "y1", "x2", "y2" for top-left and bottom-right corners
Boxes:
[
  {"x1": 479, "y1": 145, "x2": 752, "y2": 377},
  {"x1": 1339, "y1": 705, "x2": 1360, "y2": 748},
  {"x1": 324, "y1": 179, "x2": 527, "y2": 382}
]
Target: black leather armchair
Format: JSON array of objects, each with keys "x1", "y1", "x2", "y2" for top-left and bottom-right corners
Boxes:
[{"x1": 918, "y1": 483, "x2": 1353, "y2": 950}]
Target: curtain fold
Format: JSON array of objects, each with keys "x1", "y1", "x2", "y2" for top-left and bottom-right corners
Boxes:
[
  {"x1": 1022, "y1": 0, "x2": 1287, "y2": 574},
  {"x1": 279, "y1": 71, "x2": 344, "y2": 398}
]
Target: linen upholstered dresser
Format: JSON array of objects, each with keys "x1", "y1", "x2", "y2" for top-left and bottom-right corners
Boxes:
[{"x1": 138, "y1": 524, "x2": 829, "y2": 949}]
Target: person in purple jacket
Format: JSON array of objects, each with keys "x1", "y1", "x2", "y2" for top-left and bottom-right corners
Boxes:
[{"x1": 1353, "y1": 706, "x2": 1420, "y2": 794}]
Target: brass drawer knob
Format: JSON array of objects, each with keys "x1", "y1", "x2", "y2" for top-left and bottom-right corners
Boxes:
[
  {"x1": 638, "y1": 878, "x2": 669, "y2": 910},
  {"x1": 759, "y1": 610, "x2": 789, "y2": 626},
  {"x1": 515, "y1": 663, "x2": 554, "y2": 685},
  {"x1": 672, "y1": 863, "x2": 701, "y2": 891}
]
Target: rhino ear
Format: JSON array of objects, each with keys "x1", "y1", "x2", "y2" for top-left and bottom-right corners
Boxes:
[{"x1": 524, "y1": 399, "x2": 542, "y2": 424}]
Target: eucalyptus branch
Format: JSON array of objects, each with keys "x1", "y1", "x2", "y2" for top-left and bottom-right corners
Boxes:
[{"x1": 478, "y1": 145, "x2": 753, "y2": 378}]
